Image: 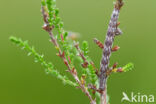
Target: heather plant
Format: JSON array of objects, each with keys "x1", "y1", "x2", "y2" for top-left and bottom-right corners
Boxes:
[{"x1": 10, "y1": 0, "x2": 134, "y2": 104}]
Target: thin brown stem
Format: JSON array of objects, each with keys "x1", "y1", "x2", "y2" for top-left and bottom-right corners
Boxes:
[
  {"x1": 75, "y1": 42, "x2": 99, "y2": 76},
  {"x1": 74, "y1": 42, "x2": 87, "y2": 62},
  {"x1": 49, "y1": 30, "x2": 96, "y2": 104},
  {"x1": 100, "y1": 86, "x2": 107, "y2": 104},
  {"x1": 41, "y1": 6, "x2": 96, "y2": 104}
]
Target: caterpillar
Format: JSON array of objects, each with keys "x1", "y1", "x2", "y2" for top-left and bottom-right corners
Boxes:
[{"x1": 99, "y1": 0, "x2": 124, "y2": 90}]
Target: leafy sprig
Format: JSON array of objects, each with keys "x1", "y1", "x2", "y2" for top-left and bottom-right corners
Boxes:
[
  {"x1": 10, "y1": 0, "x2": 134, "y2": 104},
  {"x1": 123, "y1": 63, "x2": 134, "y2": 72},
  {"x1": 10, "y1": 36, "x2": 77, "y2": 87}
]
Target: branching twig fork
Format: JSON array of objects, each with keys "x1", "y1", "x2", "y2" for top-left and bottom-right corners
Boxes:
[{"x1": 41, "y1": 6, "x2": 96, "y2": 104}]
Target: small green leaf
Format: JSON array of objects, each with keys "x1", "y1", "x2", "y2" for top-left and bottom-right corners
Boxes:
[
  {"x1": 55, "y1": 8, "x2": 59, "y2": 16},
  {"x1": 27, "y1": 52, "x2": 32, "y2": 56},
  {"x1": 59, "y1": 22, "x2": 64, "y2": 28},
  {"x1": 55, "y1": 17, "x2": 61, "y2": 24},
  {"x1": 82, "y1": 41, "x2": 89, "y2": 56},
  {"x1": 34, "y1": 58, "x2": 39, "y2": 63},
  {"x1": 41, "y1": 0, "x2": 46, "y2": 6},
  {"x1": 123, "y1": 63, "x2": 134, "y2": 72},
  {"x1": 10, "y1": 36, "x2": 77, "y2": 87},
  {"x1": 63, "y1": 32, "x2": 68, "y2": 39}
]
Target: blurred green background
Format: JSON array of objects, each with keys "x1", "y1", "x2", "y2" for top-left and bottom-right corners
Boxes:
[{"x1": 0, "y1": 0, "x2": 156, "y2": 104}]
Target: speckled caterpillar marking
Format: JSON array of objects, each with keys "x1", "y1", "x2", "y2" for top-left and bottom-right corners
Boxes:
[{"x1": 99, "y1": 8, "x2": 120, "y2": 90}]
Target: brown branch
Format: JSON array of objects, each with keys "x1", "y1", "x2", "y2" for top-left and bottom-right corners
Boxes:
[
  {"x1": 74, "y1": 42, "x2": 88, "y2": 66},
  {"x1": 74, "y1": 42, "x2": 99, "y2": 76},
  {"x1": 41, "y1": 6, "x2": 96, "y2": 104},
  {"x1": 100, "y1": 87, "x2": 107, "y2": 104},
  {"x1": 88, "y1": 84, "x2": 103, "y2": 93},
  {"x1": 74, "y1": 42, "x2": 87, "y2": 61}
]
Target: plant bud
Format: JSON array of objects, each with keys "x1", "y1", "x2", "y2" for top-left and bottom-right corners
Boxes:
[
  {"x1": 68, "y1": 56, "x2": 71, "y2": 63},
  {"x1": 117, "y1": 67, "x2": 123, "y2": 72},
  {"x1": 72, "y1": 67, "x2": 77, "y2": 75},
  {"x1": 113, "y1": 62, "x2": 118, "y2": 69},
  {"x1": 62, "y1": 51, "x2": 65, "y2": 57},
  {"x1": 117, "y1": 22, "x2": 120, "y2": 26},
  {"x1": 94, "y1": 38, "x2": 104, "y2": 49},
  {"x1": 61, "y1": 34, "x2": 64, "y2": 42},
  {"x1": 64, "y1": 60, "x2": 68, "y2": 66},
  {"x1": 81, "y1": 61, "x2": 88, "y2": 68},
  {"x1": 111, "y1": 45, "x2": 120, "y2": 52}
]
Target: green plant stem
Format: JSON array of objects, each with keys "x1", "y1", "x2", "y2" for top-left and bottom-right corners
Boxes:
[{"x1": 9, "y1": 36, "x2": 77, "y2": 87}]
